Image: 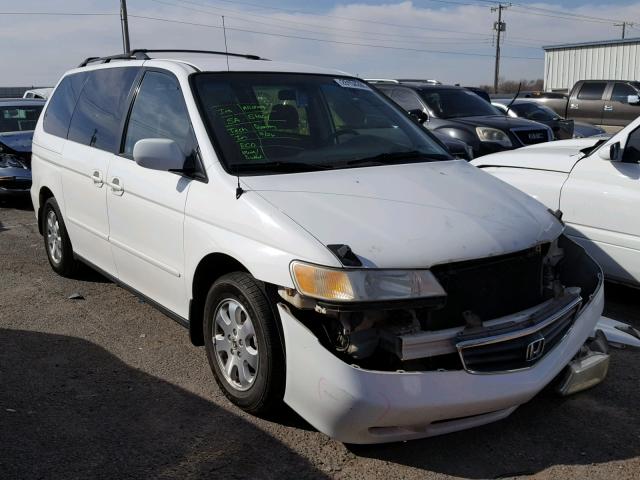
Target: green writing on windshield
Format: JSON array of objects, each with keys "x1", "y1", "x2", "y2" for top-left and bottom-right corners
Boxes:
[{"x1": 215, "y1": 104, "x2": 269, "y2": 161}]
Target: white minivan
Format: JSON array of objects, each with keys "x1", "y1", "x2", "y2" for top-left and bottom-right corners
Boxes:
[{"x1": 32, "y1": 50, "x2": 607, "y2": 444}]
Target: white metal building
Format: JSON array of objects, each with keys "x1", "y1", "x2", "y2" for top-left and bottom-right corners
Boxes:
[{"x1": 543, "y1": 37, "x2": 640, "y2": 92}]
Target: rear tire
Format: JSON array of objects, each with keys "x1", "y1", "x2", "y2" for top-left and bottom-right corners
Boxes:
[
  {"x1": 42, "y1": 197, "x2": 80, "y2": 277},
  {"x1": 203, "y1": 272, "x2": 285, "y2": 414}
]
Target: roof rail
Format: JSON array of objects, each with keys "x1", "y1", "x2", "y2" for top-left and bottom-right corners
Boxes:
[
  {"x1": 396, "y1": 79, "x2": 442, "y2": 85},
  {"x1": 364, "y1": 79, "x2": 400, "y2": 84},
  {"x1": 78, "y1": 49, "x2": 264, "y2": 68}
]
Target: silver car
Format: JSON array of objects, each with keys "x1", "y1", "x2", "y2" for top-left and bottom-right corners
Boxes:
[{"x1": 0, "y1": 99, "x2": 45, "y2": 196}]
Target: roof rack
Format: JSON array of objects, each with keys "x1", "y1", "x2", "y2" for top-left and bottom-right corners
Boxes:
[
  {"x1": 364, "y1": 79, "x2": 400, "y2": 84},
  {"x1": 78, "y1": 49, "x2": 264, "y2": 68},
  {"x1": 396, "y1": 79, "x2": 442, "y2": 85}
]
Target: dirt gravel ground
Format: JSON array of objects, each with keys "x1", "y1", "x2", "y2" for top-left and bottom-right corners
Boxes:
[{"x1": 1, "y1": 198, "x2": 639, "y2": 480}]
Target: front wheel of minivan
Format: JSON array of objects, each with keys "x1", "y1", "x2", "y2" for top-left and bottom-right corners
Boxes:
[
  {"x1": 42, "y1": 197, "x2": 80, "y2": 277},
  {"x1": 203, "y1": 272, "x2": 285, "y2": 414}
]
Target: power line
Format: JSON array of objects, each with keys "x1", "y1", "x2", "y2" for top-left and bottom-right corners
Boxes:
[
  {"x1": 164, "y1": 0, "x2": 499, "y2": 37},
  {"x1": 0, "y1": 12, "x2": 118, "y2": 16},
  {"x1": 152, "y1": 0, "x2": 550, "y2": 44},
  {"x1": 146, "y1": 0, "x2": 495, "y2": 45},
  {"x1": 128, "y1": 13, "x2": 543, "y2": 60}
]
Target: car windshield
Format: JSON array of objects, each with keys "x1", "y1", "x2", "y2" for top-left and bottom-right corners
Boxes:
[
  {"x1": 0, "y1": 105, "x2": 43, "y2": 132},
  {"x1": 417, "y1": 88, "x2": 501, "y2": 119},
  {"x1": 510, "y1": 103, "x2": 559, "y2": 121},
  {"x1": 192, "y1": 73, "x2": 451, "y2": 175}
]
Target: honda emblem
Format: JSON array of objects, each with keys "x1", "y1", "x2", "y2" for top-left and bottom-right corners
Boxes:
[{"x1": 525, "y1": 337, "x2": 545, "y2": 362}]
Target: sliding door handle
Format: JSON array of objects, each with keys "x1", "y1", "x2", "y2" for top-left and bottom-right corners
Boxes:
[{"x1": 91, "y1": 170, "x2": 104, "y2": 187}]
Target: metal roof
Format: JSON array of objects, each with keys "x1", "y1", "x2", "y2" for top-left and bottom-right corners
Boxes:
[{"x1": 543, "y1": 37, "x2": 640, "y2": 51}]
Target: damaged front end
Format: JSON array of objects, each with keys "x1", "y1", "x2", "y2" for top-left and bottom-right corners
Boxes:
[{"x1": 280, "y1": 234, "x2": 603, "y2": 378}]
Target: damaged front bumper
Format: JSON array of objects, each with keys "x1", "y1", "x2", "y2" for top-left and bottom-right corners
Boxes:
[{"x1": 278, "y1": 238, "x2": 606, "y2": 444}]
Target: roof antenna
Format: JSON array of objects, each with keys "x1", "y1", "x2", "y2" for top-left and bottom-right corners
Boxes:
[
  {"x1": 222, "y1": 16, "x2": 230, "y2": 72},
  {"x1": 222, "y1": 15, "x2": 243, "y2": 199},
  {"x1": 236, "y1": 176, "x2": 244, "y2": 199}
]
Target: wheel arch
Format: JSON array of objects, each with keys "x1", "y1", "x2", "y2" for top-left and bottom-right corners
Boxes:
[
  {"x1": 37, "y1": 186, "x2": 55, "y2": 235},
  {"x1": 190, "y1": 252, "x2": 284, "y2": 347}
]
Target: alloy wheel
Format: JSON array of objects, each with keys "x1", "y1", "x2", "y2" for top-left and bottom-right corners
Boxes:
[{"x1": 213, "y1": 298, "x2": 259, "y2": 391}]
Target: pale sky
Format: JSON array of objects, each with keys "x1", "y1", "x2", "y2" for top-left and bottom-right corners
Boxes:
[{"x1": 3, "y1": 0, "x2": 640, "y2": 86}]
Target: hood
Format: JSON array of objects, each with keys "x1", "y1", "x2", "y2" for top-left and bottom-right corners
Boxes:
[
  {"x1": 0, "y1": 131, "x2": 34, "y2": 153},
  {"x1": 242, "y1": 160, "x2": 562, "y2": 269},
  {"x1": 573, "y1": 122, "x2": 607, "y2": 138},
  {"x1": 444, "y1": 115, "x2": 547, "y2": 131},
  {"x1": 471, "y1": 137, "x2": 601, "y2": 173}
]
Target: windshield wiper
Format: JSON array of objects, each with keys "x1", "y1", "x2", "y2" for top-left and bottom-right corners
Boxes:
[
  {"x1": 346, "y1": 150, "x2": 446, "y2": 166},
  {"x1": 234, "y1": 161, "x2": 333, "y2": 174}
]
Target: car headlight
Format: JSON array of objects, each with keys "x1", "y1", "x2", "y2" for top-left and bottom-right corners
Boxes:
[
  {"x1": 290, "y1": 261, "x2": 446, "y2": 303},
  {"x1": 476, "y1": 127, "x2": 512, "y2": 147}
]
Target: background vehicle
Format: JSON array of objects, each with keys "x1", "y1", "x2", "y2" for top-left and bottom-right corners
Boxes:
[
  {"x1": 432, "y1": 130, "x2": 474, "y2": 159},
  {"x1": 369, "y1": 80, "x2": 553, "y2": 157},
  {"x1": 510, "y1": 80, "x2": 640, "y2": 131},
  {"x1": 22, "y1": 88, "x2": 53, "y2": 100},
  {"x1": 0, "y1": 98, "x2": 44, "y2": 195},
  {"x1": 32, "y1": 50, "x2": 606, "y2": 444},
  {"x1": 473, "y1": 115, "x2": 640, "y2": 287},
  {"x1": 492, "y1": 99, "x2": 606, "y2": 139}
]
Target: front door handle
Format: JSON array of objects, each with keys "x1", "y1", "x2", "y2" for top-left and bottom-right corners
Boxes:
[
  {"x1": 91, "y1": 170, "x2": 104, "y2": 187},
  {"x1": 107, "y1": 177, "x2": 124, "y2": 196},
  {"x1": 604, "y1": 105, "x2": 613, "y2": 111}
]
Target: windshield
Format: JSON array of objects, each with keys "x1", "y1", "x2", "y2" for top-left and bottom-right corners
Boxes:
[
  {"x1": 0, "y1": 105, "x2": 43, "y2": 132},
  {"x1": 417, "y1": 88, "x2": 501, "y2": 119},
  {"x1": 192, "y1": 73, "x2": 451, "y2": 175},
  {"x1": 510, "y1": 103, "x2": 559, "y2": 121}
]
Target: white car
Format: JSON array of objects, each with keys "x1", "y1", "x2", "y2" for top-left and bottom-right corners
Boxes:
[
  {"x1": 31, "y1": 49, "x2": 607, "y2": 444},
  {"x1": 473, "y1": 116, "x2": 640, "y2": 287}
]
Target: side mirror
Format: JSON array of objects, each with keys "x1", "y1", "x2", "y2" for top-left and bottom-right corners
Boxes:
[
  {"x1": 133, "y1": 138, "x2": 185, "y2": 172},
  {"x1": 408, "y1": 109, "x2": 429, "y2": 124},
  {"x1": 628, "y1": 95, "x2": 640, "y2": 105},
  {"x1": 598, "y1": 141, "x2": 621, "y2": 161}
]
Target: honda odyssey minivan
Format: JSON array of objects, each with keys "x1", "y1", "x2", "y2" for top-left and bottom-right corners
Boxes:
[{"x1": 31, "y1": 49, "x2": 608, "y2": 444}]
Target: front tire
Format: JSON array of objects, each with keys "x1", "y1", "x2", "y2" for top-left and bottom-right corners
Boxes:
[
  {"x1": 203, "y1": 272, "x2": 285, "y2": 414},
  {"x1": 42, "y1": 197, "x2": 80, "y2": 277}
]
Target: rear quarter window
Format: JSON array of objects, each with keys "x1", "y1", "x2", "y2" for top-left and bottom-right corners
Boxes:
[
  {"x1": 43, "y1": 73, "x2": 87, "y2": 138},
  {"x1": 67, "y1": 67, "x2": 140, "y2": 153}
]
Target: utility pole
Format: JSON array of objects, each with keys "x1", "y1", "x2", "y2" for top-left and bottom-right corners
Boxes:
[
  {"x1": 491, "y1": 3, "x2": 510, "y2": 94},
  {"x1": 614, "y1": 22, "x2": 635, "y2": 39},
  {"x1": 120, "y1": 0, "x2": 131, "y2": 54}
]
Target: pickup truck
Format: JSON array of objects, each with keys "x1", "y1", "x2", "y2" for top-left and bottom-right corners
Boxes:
[{"x1": 522, "y1": 80, "x2": 640, "y2": 131}]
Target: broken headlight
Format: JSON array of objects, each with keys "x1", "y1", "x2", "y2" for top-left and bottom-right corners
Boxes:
[{"x1": 290, "y1": 261, "x2": 446, "y2": 303}]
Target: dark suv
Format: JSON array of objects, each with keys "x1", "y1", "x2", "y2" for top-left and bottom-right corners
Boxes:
[{"x1": 372, "y1": 81, "x2": 553, "y2": 157}]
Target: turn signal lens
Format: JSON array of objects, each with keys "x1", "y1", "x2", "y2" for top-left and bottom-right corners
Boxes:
[{"x1": 290, "y1": 261, "x2": 446, "y2": 303}]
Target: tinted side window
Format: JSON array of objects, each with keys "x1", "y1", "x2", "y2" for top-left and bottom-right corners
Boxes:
[
  {"x1": 622, "y1": 127, "x2": 640, "y2": 163},
  {"x1": 577, "y1": 82, "x2": 606, "y2": 100},
  {"x1": 124, "y1": 71, "x2": 197, "y2": 163},
  {"x1": 392, "y1": 88, "x2": 424, "y2": 111},
  {"x1": 611, "y1": 83, "x2": 638, "y2": 103},
  {"x1": 43, "y1": 73, "x2": 87, "y2": 138},
  {"x1": 68, "y1": 67, "x2": 139, "y2": 153}
]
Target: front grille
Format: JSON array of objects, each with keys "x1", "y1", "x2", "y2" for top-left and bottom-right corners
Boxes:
[
  {"x1": 425, "y1": 245, "x2": 547, "y2": 330},
  {"x1": 513, "y1": 129, "x2": 549, "y2": 145},
  {"x1": 0, "y1": 178, "x2": 31, "y2": 190},
  {"x1": 456, "y1": 295, "x2": 581, "y2": 373}
]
